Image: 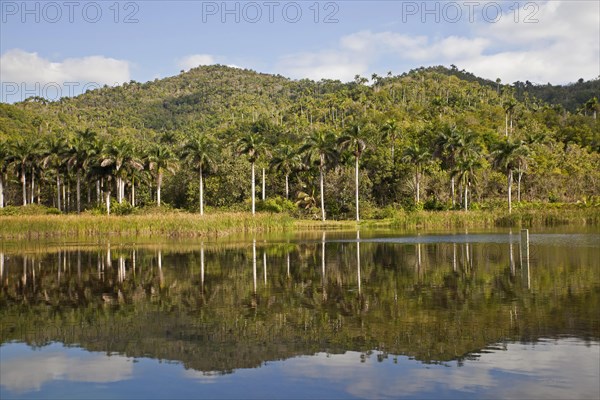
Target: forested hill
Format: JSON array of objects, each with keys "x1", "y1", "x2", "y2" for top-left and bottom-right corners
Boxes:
[
  {"x1": 426, "y1": 65, "x2": 600, "y2": 113},
  {"x1": 0, "y1": 64, "x2": 598, "y2": 215}
]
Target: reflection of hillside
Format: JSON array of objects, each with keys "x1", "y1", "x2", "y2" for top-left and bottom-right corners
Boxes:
[{"x1": 1, "y1": 237, "x2": 598, "y2": 373}]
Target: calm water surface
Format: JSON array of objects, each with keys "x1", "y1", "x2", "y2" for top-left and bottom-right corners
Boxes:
[{"x1": 1, "y1": 228, "x2": 599, "y2": 399}]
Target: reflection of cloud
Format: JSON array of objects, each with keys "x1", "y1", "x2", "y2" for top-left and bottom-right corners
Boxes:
[
  {"x1": 182, "y1": 368, "x2": 221, "y2": 383},
  {"x1": 0, "y1": 345, "x2": 133, "y2": 393},
  {"x1": 283, "y1": 340, "x2": 600, "y2": 399}
]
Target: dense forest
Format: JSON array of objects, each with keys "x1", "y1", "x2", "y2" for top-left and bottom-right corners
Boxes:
[{"x1": 0, "y1": 65, "x2": 598, "y2": 220}]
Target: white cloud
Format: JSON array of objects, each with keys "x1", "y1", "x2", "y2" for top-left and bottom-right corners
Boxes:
[
  {"x1": 275, "y1": 0, "x2": 598, "y2": 84},
  {"x1": 276, "y1": 50, "x2": 368, "y2": 82},
  {"x1": 177, "y1": 54, "x2": 217, "y2": 70},
  {"x1": 0, "y1": 49, "x2": 130, "y2": 86}
]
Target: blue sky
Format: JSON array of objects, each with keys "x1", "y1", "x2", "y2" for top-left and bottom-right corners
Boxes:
[{"x1": 1, "y1": 0, "x2": 599, "y2": 102}]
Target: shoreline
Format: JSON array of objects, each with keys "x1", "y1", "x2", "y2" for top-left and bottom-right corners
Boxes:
[{"x1": 1, "y1": 206, "x2": 598, "y2": 239}]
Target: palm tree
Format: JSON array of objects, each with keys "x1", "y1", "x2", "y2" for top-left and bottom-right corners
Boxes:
[
  {"x1": 492, "y1": 139, "x2": 522, "y2": 213},
  {"x1": 339, "y1": 122, "x2": 368, "y2": 221},
  {"x1": 270, "y1": 143, "x2": 302, "y2": 200},
  {"x1": 434, "y1": 125, "x2": 461, "y2": 207},
  {"x1": 300, "y1": 129, "x2": 338, "y2": 221},
  {"x1": 12, "y1": 139, "x2": 36, "y2": 206},
  {"x1": 453, "y1": 154, "x2": 481, "y2": 212},
  {"x1": 0, "y1": 140, "x2": 9, "y2": 208},
  {"x1": 236, "y1": 132, "x2": 266, "y2": 215},
  {"x1": 146, "y1": 143, "x2": 179, "y2": 207},
  {"x1": 380, "y1": 118, "x2": 399, "y2": 160},
  {"x1": 503, "y1": 98, "x2": 517, "y2": 137},
  {"x1": 182, "y1": 133, "x2": 219, "y2": 215},
  {"x1": 401, "y1": 142, "x2": 431, "y2": 204},
  {"x1": 68, "y1": 129, "x2": 97, "y2": 213},
  {"x1": 453, "y1": 131, "x2": 481, "y2": 211},
  {"x1": 101, "y1": 138, "x2": 143, "y2": 205}
]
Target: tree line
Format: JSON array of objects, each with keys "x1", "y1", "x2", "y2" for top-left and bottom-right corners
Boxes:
[{"x1": 0, "y1": 66, "x2": 598, "y2": 219}]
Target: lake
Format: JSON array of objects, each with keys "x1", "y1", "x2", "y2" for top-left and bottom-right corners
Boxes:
[{"x1": 1, "y1": 228, "x2": 599, "y2": 399}]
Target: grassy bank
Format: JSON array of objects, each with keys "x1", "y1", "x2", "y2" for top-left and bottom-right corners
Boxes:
[{"x1": 0, "y1": 204, "x2": 598, "y2": 239}]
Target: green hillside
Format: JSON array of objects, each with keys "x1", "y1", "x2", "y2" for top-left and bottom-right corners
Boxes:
[{"x1": 0, "y1": 65, "x2": 598, "y2": 218}]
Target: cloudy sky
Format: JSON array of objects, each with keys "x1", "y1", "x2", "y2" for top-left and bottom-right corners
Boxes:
[{"x1": 1, "y1": 0, "x2": 598, "y2": 102}]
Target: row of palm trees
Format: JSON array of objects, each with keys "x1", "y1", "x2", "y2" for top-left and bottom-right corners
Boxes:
[{"x1": 0, "y1": 119, "x2": 535, "y2": 219}]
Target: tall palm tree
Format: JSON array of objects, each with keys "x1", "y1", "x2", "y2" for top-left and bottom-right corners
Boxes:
[
  {"x1": 492, "y1": 139, "x2": 522, "y2": 213},
  {"x1": 0, "y1": 140, "x2": 9, "y2": 208},
  {"x1": 380, "y1": 118, "x2": 399, "y2": 160},
  {"x1": 146, "y1": 143, "x2": 179, "y2": 207},
  {"x1": 270, "y1": 143, "x2": 302, "y2": 200},
  {"x1": 12, "y1": 139, "x2": 37, "y2": 206},
  {"x1": 43, "y1": 135, "x2": 69, "y2": 211},
  {"x1": 236, "y1": 132, "x2": 266, "y2": 215},
  {"x1": 300, "y1": 129, "x2": 338, "y2": 221},
  {"x1": 401, "y1": 142, "x2": 431, "y2": 204},
  {"x1": 453, "y1": 130, "x2": 481, "y2": 211},
  {"x1": 182, "y1": 133, "x2": 219, "y2": 215},
  {"x1": 339, "y1": 122, "x2": 368, "y2": 221},
  {"x1": 434, "y1": 125, "x2": 461, "y2": 207},
  {"x1": 503, "y1": 98, "x2": 517, "y2": 137},
  {"x1": 68, "y1": 129, "x2": 97, "y2": 213},
  {"x1": 101, "y1": 138, "x2": 143, "y2": 205}
]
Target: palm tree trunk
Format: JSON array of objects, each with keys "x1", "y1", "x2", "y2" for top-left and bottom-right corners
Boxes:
[
  {"x1": 464, "y1": 182, "x2": 468, "y2": 211},
  {"x1": 56, "y1": 175, "x2": 61, "y2": 211},
  {"x1": 355, "y1": 156, "x2": 360, "y2": 222},
  {"x1": 285, "y1": 174, "x2": 289, "y2": 200},
  {"x1": 517, "y1": 170, "x2": 523, "y2": 202},
  {"x1": 262, "y1": 168, "x2": 266, "y2": 201},
  {"x1": 157, "y1": 171, "x2": 163, "y2": 207},
  {"x1": 199, "y1": 166, "x2": 204, "y2": 216},
  {"x1": 117, "y1": 177, "x2": 122, "y2": 204},
  {"x1": 415, "y1": 166, "x2": 420, "y2": 203},
  {"x1": 96, "y1": 180, "x2": 101, "y2": 206},
  {"x1": 30, "y1": 171, "x2": 35, "y2": 204},
  {"x1": 21, "y1": 164, "x2": 27, "y2": 206},
  {"x1": 251, "y1": 162, "x2": 256, "y2": 215},
  {"x1": 77, "y1": 169, "x2": 81, "y2": 214},
  {"x1": 320, "y1": 165, "x2": 326, "y2": 221},
  {"x1": 131, "y1": 179, "x2": 136, "y2": 207},
  {"x1": 508, "y1": 169, "x2": 513, "y2": 214},
  {"x1": 505, "y1": 113, "x2": 509, "y2": 137},
  {"x1": 451, "y1": 176, "x2": 455, "y2": 207},
  {"x1": 106, "y1": 189, "x2": 111, "y2": 215},
  {"x1": 0, "y1": 174, "x2": 4, "y2": 208}
]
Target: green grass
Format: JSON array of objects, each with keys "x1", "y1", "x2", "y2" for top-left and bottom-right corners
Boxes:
[{"x1": 1, "y1": 204, "x2": 598, "y2": 239}]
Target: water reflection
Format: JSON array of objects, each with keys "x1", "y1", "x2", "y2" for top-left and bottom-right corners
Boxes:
[{"x1": 0, "y1": 230, "x2": 599, "y2": 396}]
